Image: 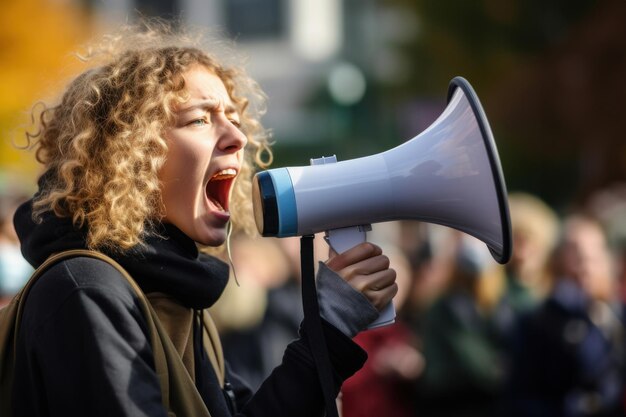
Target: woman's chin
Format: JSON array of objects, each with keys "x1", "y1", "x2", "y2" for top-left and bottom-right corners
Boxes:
[{"x1": 193, "y1": 224, "x2": 228, "y2": 247}]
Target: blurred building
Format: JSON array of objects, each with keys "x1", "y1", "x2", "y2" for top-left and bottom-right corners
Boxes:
[{"x1": 82, "y1": 0, "x2": 415, "y2": 162}]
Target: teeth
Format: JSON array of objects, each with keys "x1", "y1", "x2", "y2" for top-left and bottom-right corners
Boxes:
[{"x1": 210, "y1": 168, "x2": 237, "y2": 181}]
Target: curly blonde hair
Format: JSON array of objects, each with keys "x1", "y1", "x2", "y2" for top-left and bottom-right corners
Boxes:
[{"x1": 26, "y1": 20, "x2": 272, "y2": 253}]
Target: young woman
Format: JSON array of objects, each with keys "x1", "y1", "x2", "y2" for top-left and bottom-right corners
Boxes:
[{"x1": 11, "y1": 22, "x2": 397, "y2": 417}]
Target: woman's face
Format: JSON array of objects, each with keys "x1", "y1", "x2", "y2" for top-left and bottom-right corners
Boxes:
[{"x1": 159, "y1": 65, "x2": 247, "y2": 246}]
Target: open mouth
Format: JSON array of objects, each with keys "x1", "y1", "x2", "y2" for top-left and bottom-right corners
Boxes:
[{"x1": 206, "y1": 168, "x2": 238, "y2": 212}]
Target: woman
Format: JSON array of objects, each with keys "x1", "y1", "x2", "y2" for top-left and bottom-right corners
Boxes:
[{"x1": 11, "y1": 21, "x2": 397, "y2": 417}]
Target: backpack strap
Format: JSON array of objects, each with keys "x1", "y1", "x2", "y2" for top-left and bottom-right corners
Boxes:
[{"x1": 14, "y1": 250, "x2": 213, "y2": 417}]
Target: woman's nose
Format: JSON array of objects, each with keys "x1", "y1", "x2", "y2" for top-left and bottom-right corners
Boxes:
[{"x1": 217, "y1": 121, "x2": 248, "y2": 153}]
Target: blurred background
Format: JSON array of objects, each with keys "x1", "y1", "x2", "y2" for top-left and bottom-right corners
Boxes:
[
  {"x1": 3, "y1": 1, "x2": 626, "y2": 416},
  {"x1": 2, "y1": 0, "x2": 625, "y2": 211}
]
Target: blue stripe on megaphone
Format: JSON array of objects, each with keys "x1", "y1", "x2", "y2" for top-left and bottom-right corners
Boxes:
[{"x1": 269, "y1": 168, "x2": 299, "y2": 237}]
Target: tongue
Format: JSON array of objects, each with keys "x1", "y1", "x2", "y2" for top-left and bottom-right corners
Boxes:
[{"x1": 209, "y1": 196, "x2": 225, "y2": 211}]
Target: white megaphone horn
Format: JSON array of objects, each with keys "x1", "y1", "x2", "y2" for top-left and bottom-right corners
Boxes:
[
  {"x1": 253, "y1": 76, "x2": 512, "y2": 262},
  {"x1": 252, "y1": 77, "x2": 512, "y2": 326}
]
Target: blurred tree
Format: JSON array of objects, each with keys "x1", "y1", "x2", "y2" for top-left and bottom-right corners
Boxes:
[
  {"x1": 0, "y1": 0, "x2": 92, "y2": 183},
  {"x1": 387, "y1": 0, "x2": 593, "y2": 93},
  {"x1": 385, "y1": 0, "x2": 624, "y2": 210},
  {"x1": 491, "y1": 0, "x2": 626, "y2": 207}
]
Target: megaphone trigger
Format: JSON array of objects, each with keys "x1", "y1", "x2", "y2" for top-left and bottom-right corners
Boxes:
[{"x1": 324, "y1": 225, "x2": 372, "y2": 254}]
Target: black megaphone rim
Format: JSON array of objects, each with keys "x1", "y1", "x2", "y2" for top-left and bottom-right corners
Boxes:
[{"x1": 447, "y1": 76, "x2": 512, "y2": 264}]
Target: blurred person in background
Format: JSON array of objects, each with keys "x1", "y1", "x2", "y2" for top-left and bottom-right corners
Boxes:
[
  {"x1": 585, "y1": 184, "x2": 626, "y2": 306},
  {"x1": 415, "y1": 233, "x2": 507, "y2": 417},
  {"x1": 499, "y1": 193, "x2": 559, "y2": 321},
  {"x1": 492, "y1": 192, "x2": 561, "y2": 373},
  {"x1": 508, "y1": 214, "x2": 625, "y2": 417},
  {"x1": 401, "y1": 222, "x2": 457, "y2": 314},
  {"x1": 399, "y1": 222, "x2": 460, "y2": 350},
  {"x1": 0, "y1": 187, "x2": 32, "y2": 307},
  {"x1": 341, "y1": 235, "x2": 424, "y2": 417}
]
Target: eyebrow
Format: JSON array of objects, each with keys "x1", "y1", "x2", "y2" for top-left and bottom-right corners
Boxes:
[{"x1": 179, "y1": 99, "x2": 238, "y2": 116}]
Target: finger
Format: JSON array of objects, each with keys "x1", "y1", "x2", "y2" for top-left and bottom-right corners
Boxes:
[
  {"x1": 340, "y1": 254, "x2": 391, "y2": 282},
  {"x1": 348, "y1": 268, "x2": 397, "y2": 293},
  {"x1": 364, "y1": 282, "x2": 398, "y2": 311},
  {"x1": 326, "y1": 242, "x2": 382, "y2": 271}
]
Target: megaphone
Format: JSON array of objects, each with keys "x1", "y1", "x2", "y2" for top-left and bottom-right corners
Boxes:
[{"x1": 252, "y1": 76, "x2": 512, "y2": 266}]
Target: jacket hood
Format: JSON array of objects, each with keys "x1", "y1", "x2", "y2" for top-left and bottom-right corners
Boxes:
[{"x1": 14, "y1": 199, "x2": 87, "y2": 268}]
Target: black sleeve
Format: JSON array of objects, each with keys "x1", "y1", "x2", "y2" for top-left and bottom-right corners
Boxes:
[
  {"x1": 12, "y1": 258, "x2": 169, "y2": 417},
  {"x1": 236, "y1": 319, "x2": 367, "y2": 417}
]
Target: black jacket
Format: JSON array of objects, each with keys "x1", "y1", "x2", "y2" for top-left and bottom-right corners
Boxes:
[{"x1": 12, "y1": 197, "x2": 367, "y2": 417}]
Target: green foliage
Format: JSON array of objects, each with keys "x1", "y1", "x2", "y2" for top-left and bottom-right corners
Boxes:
[
  {"x1": 388, "y1": 0, "x2": 595, "y2": 95},
  {"x1": 381, "y1": 0, "x2": 623, "y2": 207}
]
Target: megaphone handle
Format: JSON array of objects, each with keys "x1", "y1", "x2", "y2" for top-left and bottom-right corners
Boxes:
[
  {"x1": 325, "y1": 225, "x2": 370, "y2": 254},
  {"x1": 325, "y1": 225, "x2": 396, "y2": 330}
]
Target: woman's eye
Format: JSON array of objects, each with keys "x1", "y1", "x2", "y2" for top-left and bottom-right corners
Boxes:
[
  {"x1": 230, "y1": 119, "x2": 241, "y2": 128},
  {"x1": 189, "y1": 118, "x2": 208, "y2": 127}
]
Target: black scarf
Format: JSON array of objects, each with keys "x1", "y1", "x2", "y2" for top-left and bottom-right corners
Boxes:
[
  {"x1": 111, "y1": 223, "x2": 230, "y2": 309},
  {"x1": 14, "y1": 199, "x2": 229, "y2": 310}
]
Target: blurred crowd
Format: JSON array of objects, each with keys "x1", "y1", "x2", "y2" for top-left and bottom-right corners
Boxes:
[
  {"x1": 0, "y1": 185, "x2": 32, "y2": 307},
  {"x1": 2, "y1": 183, "x2": 626, "y2": 417}
]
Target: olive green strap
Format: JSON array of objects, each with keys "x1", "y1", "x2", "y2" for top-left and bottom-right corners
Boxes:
[{"x1": 147, "y1": 301, "x2": 212, "y2": 416}]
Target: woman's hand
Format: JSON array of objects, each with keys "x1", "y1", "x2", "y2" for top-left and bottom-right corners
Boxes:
[{"x1": 325, "y1": 242, "x2": 398, "y2": 311}]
